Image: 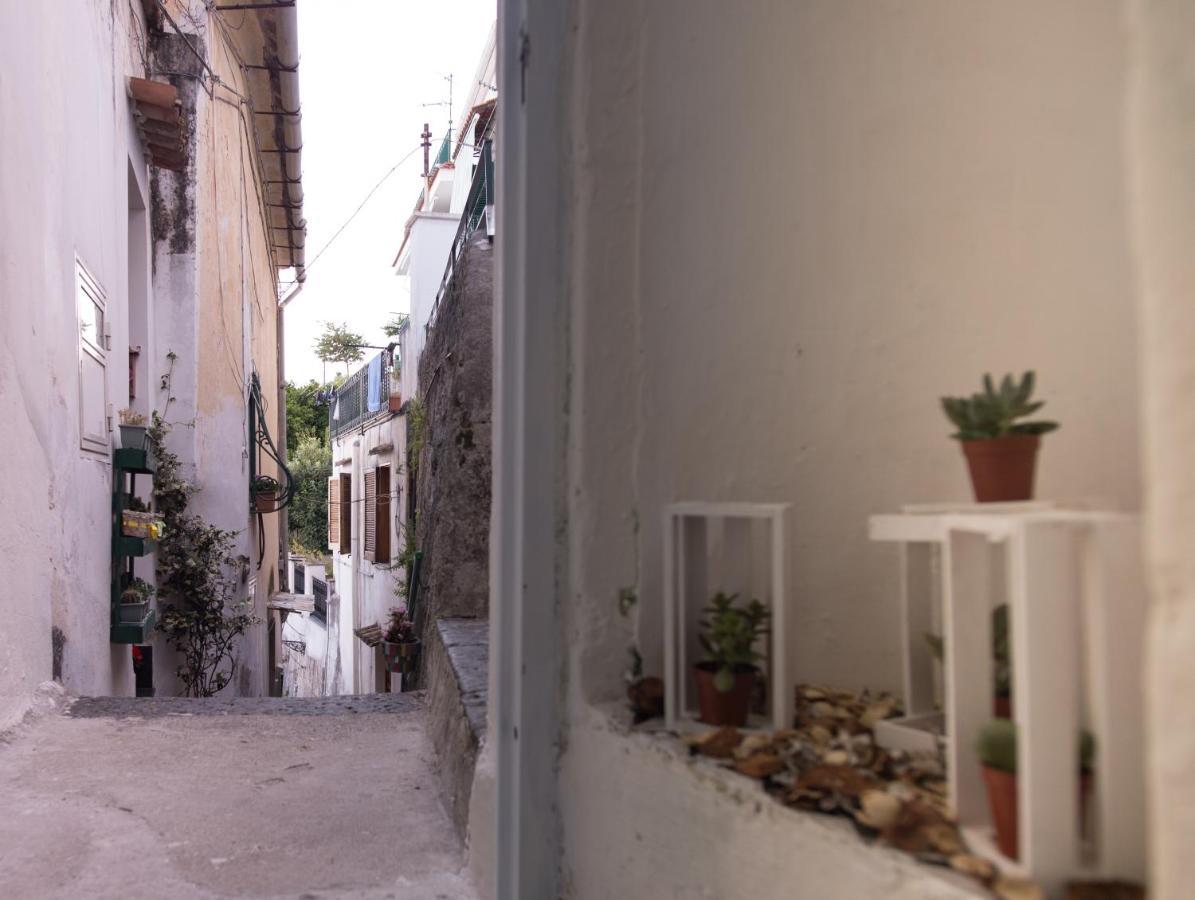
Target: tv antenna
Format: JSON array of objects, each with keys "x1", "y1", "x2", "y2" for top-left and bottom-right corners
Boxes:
[{"x1": 421, "y1": 73, "x2": 454, "y2": 136}]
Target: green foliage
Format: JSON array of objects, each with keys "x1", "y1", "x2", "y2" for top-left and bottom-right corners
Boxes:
[
  {"x1": 393, "y1": 515, "x2": 419, "y2": 601},
  {"x1": 941, "y1": 371, "x2": 1059, "y2": 441},
  {"x1": 121, "y1": 577, "x2": 155, "y2": 603},
  {"x1": 976, "y1": 719, "x2": 1095, "y2": 775},
  {"x1": 149, "y1": 410, "x2": 257, "y2": 698},
  {"x1": 251, "y1": 475, "x2": 279, "y2": 493},
  {"x1": 313, "y1": 322, "x2": 365, "y2": 375},
  {"x1": 406, "y1": 398, "x2": 427, "y2": 473},
  {"x1": 382, "y1": 313, "x2": 410, "y2": 338},
  {"x1": 698, "y1": 592, "x2": 770, "y2": 692},
  {"x1": 287, "y1": 435, "x2": 332, "y2": 556},
  {"x1": 284, "y1": 380, "x2": 328, "y2": 453},
  {"x1": 926, "y1": 602, "x2": 1011, "y2": 696}
]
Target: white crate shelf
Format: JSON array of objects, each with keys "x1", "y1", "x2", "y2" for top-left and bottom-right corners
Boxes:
[
  {"x1": 869, "y1": 504, "x2": 1147, "y2": 895},
  {"x1": 663, "y1": 503, "x2": 791, "y2": 733}
]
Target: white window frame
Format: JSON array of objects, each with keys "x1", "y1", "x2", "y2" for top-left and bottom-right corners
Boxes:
[{"x1": 76, "y1": 256, "x2": 110, "y2": 454}]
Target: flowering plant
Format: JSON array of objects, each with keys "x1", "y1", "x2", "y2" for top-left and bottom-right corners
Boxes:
[{"x1": 382, "y1": 607, "x2": 416, "y2": 644}]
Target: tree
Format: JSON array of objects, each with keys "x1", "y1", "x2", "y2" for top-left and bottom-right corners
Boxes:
[
  {"x1": 313, "y1": 321, "x2": 365, "y2": 377},
  {"x1": 284, "y1": 379, "x2": 328, "y2": 454},
  {"x1": 288, "y1": 434, "x2": 332, "y2": 556}
]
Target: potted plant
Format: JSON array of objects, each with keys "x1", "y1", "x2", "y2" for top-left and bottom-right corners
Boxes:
[
  {"x1": 380, "y1": 606, "x2": 419, "y2": 674},
  {"x1": 119, "y1": 577, "x2": 154, "y2": 623},
  {"x1": 976, "y1": 718, "x2": 1094, "y2": 860},
  {"x1": 926, "y1": 602, "x2": 1012, "y2": 717},
  {"x1": 251, "y1": 475, "x2": 279, "y2": 513},
  {"x1": 693, "y1": 592, "x2": 770, "y2": 727},
  {"x1": 941, "y1": 371, "x2": 1058, "y2": 502},
  {"x1": 118, "y1": 409, "x2": 148, "y2": 450}
]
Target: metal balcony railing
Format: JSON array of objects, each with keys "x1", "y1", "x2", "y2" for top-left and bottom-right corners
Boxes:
[
  {"x1": 329, "y1": 349, "x2": 393, "y2": 441},
  {"x1": 427, "y1": 139, "x2": 494, "y2": 333}
]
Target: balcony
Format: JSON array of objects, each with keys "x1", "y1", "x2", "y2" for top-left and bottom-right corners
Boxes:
[{"x1": 329, "y1": 349, "x2": 394, "y2": 441}]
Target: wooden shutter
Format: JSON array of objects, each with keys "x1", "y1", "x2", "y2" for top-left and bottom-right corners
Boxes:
[
  {"x1": 376, "y1": 465, "x2": 391, "y2": 562},
  {"x1": 363, "y1": 469, "x2": 377, "y2": 562},
  {"x1": 327, "y1": 476, "x2": 340, "y2": 550},
  {"x1": 338, "y1": 473, "x2": 352, "y2": 554}
]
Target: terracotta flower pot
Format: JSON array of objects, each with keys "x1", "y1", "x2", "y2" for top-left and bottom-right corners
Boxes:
[
  {"x1": 961, "y1": 434, "x2": 1041, "y2": 502},
  {"x1": 981, "y1": 764, "x2": 1092, "y2": 860},
  {"x1": 693, "y1": 663, "x2": 757, "y2": 727},
  {"x1": 254, "y1": 492, "x2": 278, "y2": 513},
  {"x1": 381, "y1": 638, "x2": 420, "y2": 673},
  {"x1": 993, "y1": 693, "x2": 1012, "y2": 720}
]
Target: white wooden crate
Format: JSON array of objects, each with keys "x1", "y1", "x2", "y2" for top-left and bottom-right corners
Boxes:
[
  {"x1": 870, "y1": 506, "x2": 1146, "y2": 895},
  {"x1": 663, "y1": 503, "x2": 791, "y2": 733}
]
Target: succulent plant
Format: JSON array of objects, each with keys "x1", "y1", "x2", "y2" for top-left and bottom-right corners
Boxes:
[
  {"x1": 941, "y1": 371, "x2": 1058, "y2": 441},
  {"x1": 698, "y1": 592, "x2": 770, "y2": 692},
  {"x1": 976, "y1": 718, "x2": 1095, "y2": 774}
]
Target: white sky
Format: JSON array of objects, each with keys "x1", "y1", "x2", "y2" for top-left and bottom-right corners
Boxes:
[{"x1": 284, "y1": 0, "x2": 495, "y2": 385}]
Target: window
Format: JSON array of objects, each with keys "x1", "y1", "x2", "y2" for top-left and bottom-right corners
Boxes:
[
  {"x1": 76, "y1": 257, "x2": 109, "y2": 454},
  {"x1": 327, "y1": 472, "x2": 352, "y2": 554},
  {"x1": 364, "y1": 465, "x2": 391, "y2": 563}
]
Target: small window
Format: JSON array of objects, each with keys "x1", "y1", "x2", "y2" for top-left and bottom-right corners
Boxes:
[
  {"x1": 76, "y1": 257, "x2": 109, "y2": 454},
  {"x1": 364, "y1": 465, "x2": 391, "y2": 564}
]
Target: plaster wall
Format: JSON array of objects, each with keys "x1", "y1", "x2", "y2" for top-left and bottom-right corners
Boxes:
[
  {"x1": 329, "y1": 413, "x2": 406, "y2": 694},
  {"x1": 1127, "y1": 2, "x2": 1195, "y2": 896},
  {"x1": 400, "y1": 214, "x2": 458, "y2": 403},
  {"x1": 0, "y1": 0, "x2": 155, "y2": 721}
]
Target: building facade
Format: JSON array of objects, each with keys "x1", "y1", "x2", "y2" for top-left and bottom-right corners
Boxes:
[{"x1": 0, "y1": 0, "x2": 304, "y2": 722}]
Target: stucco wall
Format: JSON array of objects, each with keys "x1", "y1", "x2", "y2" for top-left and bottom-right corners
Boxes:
[
  {"x1": 400, "y1": 214, "x2": 459, "y2": 403},
  {"x1": 0, "y1": 0, "x2": 154, "y2": 719}
]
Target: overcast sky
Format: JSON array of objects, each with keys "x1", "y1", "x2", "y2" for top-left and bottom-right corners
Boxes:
[{"x1": 284, "y1": 1, "x2": 495, "y2": 385}]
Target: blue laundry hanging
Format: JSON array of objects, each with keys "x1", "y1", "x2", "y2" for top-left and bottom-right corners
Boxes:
[{"x1": 366, "y1": 353, "x2": 383, "y2": 412}]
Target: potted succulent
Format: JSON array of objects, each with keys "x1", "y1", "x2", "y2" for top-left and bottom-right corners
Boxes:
[
  {"x1": 976, "y1": 718, "x2": 1094, "y2": 860},
  {"x1": 118, "y1": 409, "x2": 148, "y2": 450},
  {"x1": 380, "y1": 607, "x2": 419, "y2": 674},
  {"x1": 941, "y1": 371, "x2": 1058, "y2": 502},
  {"x1": 251, "y1": 474, "x2": 279, "y2": 513},
  {"x1": 693, "y1": 592, "x2": 770, "y2": 727},
  {"x1": 119, "y1": 577, "x2": 154, "y2": 623}
]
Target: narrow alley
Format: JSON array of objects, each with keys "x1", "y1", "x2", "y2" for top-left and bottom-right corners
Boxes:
[{"x1": 0, "y1": 689, "x2": 475, "y2": 899}]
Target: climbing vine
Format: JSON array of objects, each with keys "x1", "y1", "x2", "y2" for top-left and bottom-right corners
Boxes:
[{"x1": 150, "y1": 353, "x2": 257, "y2": 697}]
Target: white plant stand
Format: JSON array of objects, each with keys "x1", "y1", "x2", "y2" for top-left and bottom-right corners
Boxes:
[
  {"x1": 663, "y1": 502, "x2": 791, "y2": 733},
  {"x1": 869, "y1": 503, "x2": 1147, "y2": 895}
]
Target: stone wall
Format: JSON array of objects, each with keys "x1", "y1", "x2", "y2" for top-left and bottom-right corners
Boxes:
[{"x1": 413, "y1": 231, "x2": 494, "y2": 645}]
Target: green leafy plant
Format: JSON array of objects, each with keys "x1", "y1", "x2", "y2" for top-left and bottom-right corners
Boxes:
[
  {"x1": 926, "y1": 603, "x2": 1011, "y2": 697},
  {"x1": 120, "y1": 577, "x2": 155, "y2": 604},
  {"x1": 313, "y1": 321, "x2": 365, "y2": 377},
  {"x1": 698, "y1": 592, "x2": 770, "y2": 692},
  {"x1": 287, "y1": 435, "x2": 332, "y2": 556},
  {"x1": 251, "y1": 475, "x2": 279, "y2": 494},
  {"x1": 382, "y1": 313, "x2": 410, "y2": 338},
  {"x1": 150, "y1": 390, "x2": 258, "y2": 697},
  {"x1": 977, "y1": 718, "x2": 1095, "y2": 774},
  {"x1": 941, "y1": 371, "x2": 1058, "y2": 441},
  {"x1": 126, "y1": 494, "x2": 150, "y2": 513},
  {"x1": 382, "y1": 607, "x2": 417, "y2": 644},
  {"x1": 407, "y1": 398, "x2": 427, "y2": 473}
]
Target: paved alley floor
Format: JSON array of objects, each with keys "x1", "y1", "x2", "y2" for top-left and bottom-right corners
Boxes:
[{"x1": 0, "y1": 692, "x2": 477, "y2": 900}]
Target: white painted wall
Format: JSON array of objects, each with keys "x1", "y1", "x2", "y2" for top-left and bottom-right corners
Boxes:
[
  {"x1": 329, "y1": 411, "x2": 406, "y2": 694},
  {"x1": 398, "y1": 214, "x2": 459, "y2": 402},
  {"x1": 0, "y1": 0, "x2": 154, "y2": 720}
]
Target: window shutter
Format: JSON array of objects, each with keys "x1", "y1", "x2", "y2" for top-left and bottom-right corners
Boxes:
[
  {"x1": 327, "y1": 475, "x2": 340, "y2": 550},
  {"x1": 338, "y1": 473, "x2": 352, "y2": 554},
  {"x1": 376, "y1": 465, "x2": 391, "y2": 562},
  {"x1": 364, "y1": 469, "x2": 377, "y2": 562}
]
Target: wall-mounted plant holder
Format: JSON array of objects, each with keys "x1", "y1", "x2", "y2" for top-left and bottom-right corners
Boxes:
[{"x1": 663, "y1": 502, "x2": 791, "y2": 732}]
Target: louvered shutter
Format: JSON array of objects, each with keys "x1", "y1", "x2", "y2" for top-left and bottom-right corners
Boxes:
[
  {"x1": 327, "y1": 475, "x2": 340, "y2": 550},
  {"x1": 376, "y1": 466, "x2": 391, "y2": 562},
  {"x1": 364, "y1": 469, "x2": 377, "y2": 562},
  {"x1": 338, "y1": 473, "x2": 352, "y2": 554}
]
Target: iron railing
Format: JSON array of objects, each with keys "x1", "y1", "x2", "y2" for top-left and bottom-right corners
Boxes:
[
  {"x1": 329, "y1": 349, "x2": 393, "y2": 440},
  {"x1": 427, "y1": 139, "x2": 494, "y2": 333}
]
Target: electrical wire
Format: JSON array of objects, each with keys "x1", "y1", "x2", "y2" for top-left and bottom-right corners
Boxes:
[{"x1": 277, "y1": 145, "x2": 425, "y2": 287}]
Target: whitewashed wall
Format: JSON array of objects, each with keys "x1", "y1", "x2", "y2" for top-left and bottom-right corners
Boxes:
[
  {"x1": 398, "y1": 214, "x2": 459, "y2": 403},
  {"x1": 0, "y1": 0, "x2": 154, "y2": 721}
]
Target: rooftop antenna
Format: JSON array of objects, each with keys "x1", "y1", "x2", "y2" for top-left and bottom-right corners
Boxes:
[{"x1": 420, "y1": 73, "x2": 455, "y2": 141}]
